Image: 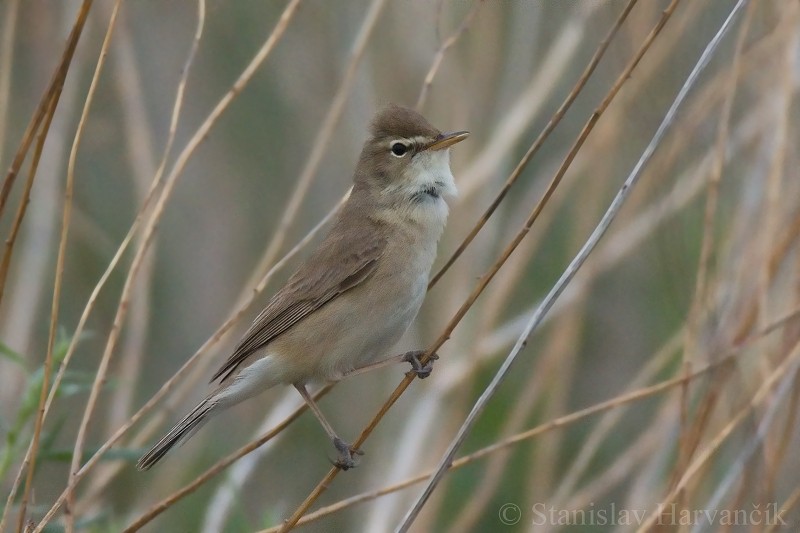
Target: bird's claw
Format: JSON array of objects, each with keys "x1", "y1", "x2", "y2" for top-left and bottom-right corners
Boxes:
[
  {"x1": 404, "y1": 350, "x2": 439, "y2": 379},
  {"x1": 332, "y1": 437, "x2": 363, "y2": 470}
]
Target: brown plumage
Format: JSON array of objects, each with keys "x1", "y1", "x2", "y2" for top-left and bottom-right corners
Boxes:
[{"x1": 137, "y1": 104, "x2": 467, "y2": 470}]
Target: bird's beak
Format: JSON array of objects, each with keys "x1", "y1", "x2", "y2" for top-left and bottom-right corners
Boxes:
[{"x1": 425, "y1": 131, "x2": 469, "y2": 151}]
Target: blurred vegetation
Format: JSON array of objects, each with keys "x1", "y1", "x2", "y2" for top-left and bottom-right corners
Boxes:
[{"x1": 2, "y1": 0, "x2": 800, "y2": 532}]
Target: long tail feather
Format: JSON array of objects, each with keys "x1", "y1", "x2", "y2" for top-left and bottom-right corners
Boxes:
[{"x1": 137, "y1": 397, "x2": 216, "y2": 470}]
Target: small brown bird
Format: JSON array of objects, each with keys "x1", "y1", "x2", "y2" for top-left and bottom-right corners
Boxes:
[{"x1": 137, "y1": 104, "x2": 468, "y2": 470}]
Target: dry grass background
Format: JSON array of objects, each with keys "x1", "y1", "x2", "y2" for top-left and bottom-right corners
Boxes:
[{"x1": 1, "y1": 0, "x2": 800, "y2": 531}]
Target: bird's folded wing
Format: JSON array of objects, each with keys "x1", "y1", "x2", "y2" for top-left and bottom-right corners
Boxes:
[{"x1": 210, "y1": 234, "x2": 386, "y2": 382}]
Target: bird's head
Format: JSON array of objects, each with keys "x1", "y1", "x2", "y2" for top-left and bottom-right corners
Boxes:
[{"x1": 353, "y1": 104, "x2": 468, "y2": 225}]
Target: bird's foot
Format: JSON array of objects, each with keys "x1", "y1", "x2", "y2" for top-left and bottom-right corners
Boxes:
[
  {"x1": 403, "y1": 350, "x2": 439, "y2": 379},
  {"x1": 332, "y1": 437, "x2": 364, "y2": 470}
]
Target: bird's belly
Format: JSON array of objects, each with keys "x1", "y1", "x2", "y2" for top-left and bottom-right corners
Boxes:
[{"x1": 269, "y1": 262, "x2": 429, "y2": 382}]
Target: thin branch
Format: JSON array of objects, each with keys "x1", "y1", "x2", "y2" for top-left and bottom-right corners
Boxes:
[
  {"x1": 33, "y1": 1, "x2": 303, "y2": 529},
  {"x1": 0, "y1": 0, "x2": 92, "y2": 226},
  {"x1": 637, "y1": 342, "x2": 800, "y2": 532},
  {"x1": 428, "y1": 0, "x2": 639, "y2": 288},
  {"x1": 262, "y1": 375, "x2": 701, "y2": 532},
  {"x1": 695, "y1": 349, "x2": 798, "y2": 532},
  {"x1": 414, "y1": 0, "x2": 482, "y2": 111},
  {"x1": 58, "y1": 3, "x2": 125, "y2": 530},
  {"x1": 122, "y1": 386, "x2": 331, "y2": 532},
  {"x1": 252, "y1": 0, "x2": 386, "y2": 284},
  {"x1": 674, "y1": 0, "x2": 756, "y2": 491},
  {"x1": 72, "y1": 0, "x2": 206, "y2": 501},
  {"x1": 399, "y1": 0, "x2": 748, "y2": 526},
  {"x1": 0, "y1": 0, "x2": 20, "y2": 164},
  {"x1": 12, "y1": 90, "x2": 59, "y2": 533},
  {"x1": 258, "y1": 302, "x2": 800, "y2": 532}
]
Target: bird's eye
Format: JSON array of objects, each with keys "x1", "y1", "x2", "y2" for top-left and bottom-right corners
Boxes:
[{"x1": 390, "y1": 142, "x2": 409, "y2": 157}]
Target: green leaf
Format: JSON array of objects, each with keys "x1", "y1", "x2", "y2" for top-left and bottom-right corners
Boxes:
[
  {"x1": 0, "y1": 340, "x2": 27, "y2": 372},
  {"x1": 39, "y1": 447, "x2": 144, "y2": 464}
]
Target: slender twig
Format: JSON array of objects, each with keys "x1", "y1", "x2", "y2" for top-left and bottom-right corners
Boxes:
[
  {"x1": 262, "y1": 374, "x2": 703, "y2": 533},
  {"x1": 122, "y1": 386, "x2": 331, "y2": 532},
  {"x1": 59, "y1": 4, "x2": 125, "y2": 530},
  {"x1": 0, "y1": 0, "x2": 20, "y2": 164},
  {"x1": 33, "y1": 2, "x2": 302, "y2": 530},
  {"x1": 12, "y1": 91, "x2": 60, "y2": 533},
  {"x1": 693, "y1": 351, "x2": 798, "y2": 533},
  {"x1": 72, "y1": 0, "x2": 206, "y2": 508},
  {"x1": 428, "y1": 0, "x2": 639, "y2": 288},
  {"x1": 145, "y1": 5, "x2": 388, "y2": 507},
  {"x1": 258, "y1": 303, "x2": 800, "y2": 531},
  {"x1": 674, "y1": 0, "x2": 755, "y2": 492},
  {"x1": 69, "y1": 192, "x2": 341, "y2": 515},
  {"x1": 398, "y1": 0, "x2": 755, "y2": 525},
  {"x1": 0, "y1": 103, "x2": 50, "y2": 336},
  {"x1": 375, "y1": 93, "x2": 768, "y2": 522},
  {"x1": 637, "y1": 342, "x2": 800, "y2": 532},
  {"x1": 449, "y1": 171, "x2": 608, "y2": 530},
  {"x1": 130, "y1": 0, "x2": 385, "y2": 476},
  {"x1": 454, "y1": 1, "x2": 607, "y2": 200},
  {"x1": 252, "y1": 0, "x2": 386, "y2": 284},
  {"x1": 415, "y1": 0, "x2": 482, "y2": 111},
  {"x1": 261, "y1": 374, "x2": 706, "y2": 533},
  {"x1": 0, "y1": 0, "x2": 92, "y2": 226},
  {"x1": 0, "y1": 0, "x2": 93, "y2": 307}
]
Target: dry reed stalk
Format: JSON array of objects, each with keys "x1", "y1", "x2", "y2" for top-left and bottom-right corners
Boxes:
[
  {"x1": 368, "y1": 91, "x2": 587, "y2": 532},
  {"x1": 70, "y1": 0, "x2": 207, "y2": 510},
  {"x1": 673, "y1": 0, "x2": 756, "y2": 501},
  {"x1": 0, "y1": 0, "x2": 92, "y2": 226},
  {"x1": 10, "y1": 91, "x2": 60, "y2": 533},
  {"x1": 256, "y1": 304, "x2": 800, "y2": 531},
  {"x1": 429, "y1": 0, "x2": 640, "y2": 288},
  {"x1": 59, "y1": 4, "x2": 125, "y2": 531},
  {"x1": 111, "y1": 8, "x2": 483, "y2": 526},
  {"x1": 6, "y1": 1, "x2": 795, "y2": 531},
  {"x1": 415, "y1": 0, "x2": 482, "y2": 111},
  {"x1": 637, "y1": 341, "x2": 800, "y2": 532},
  {"x1": 405, "y1": 0, "x2": 698, "y2": 526},
  {"x1": 451, "y1": 304, "x2": 588, "y2": 532},
  {"x1": 139, "y1": 11, "x2": 792, "y2": 520},
  {"x1": 122, "y1": 386, "x2": 330, "y2": 532},
  {"x1": 0, "y1": 0, "x2": 20, "y2": 164},
  {"x1": 32, "y1": 2, "x2": 302, "y2": 529},
  {"x1": 249, "y1": 0, "x2": 386, "y2": 284},
  {"x1": 4, "y1": 2, "x2": 208, "y2": 518},
  {"x1": 451, "y1": 162, "x2": 613, "y2": 530}
]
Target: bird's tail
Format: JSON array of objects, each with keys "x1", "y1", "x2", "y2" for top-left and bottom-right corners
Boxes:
[{"x1": 137, "y1": 397, "x2": 217, "y2": 470}]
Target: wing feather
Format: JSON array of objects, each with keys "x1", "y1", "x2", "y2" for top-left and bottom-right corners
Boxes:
[{"x1": 210, "y1": 231, "x2": 385, "y2": 382}]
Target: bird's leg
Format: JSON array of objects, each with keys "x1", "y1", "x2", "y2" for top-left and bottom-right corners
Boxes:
[
  {"x1": 294, "y1": 383, "x2": 363, "y2": 470},
  {"x1": 340, "y1": 350, "x2": 439, "y2": 380},
  {"x1": 401, "y1": 350, "x2": 438, "y2": 379}
]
